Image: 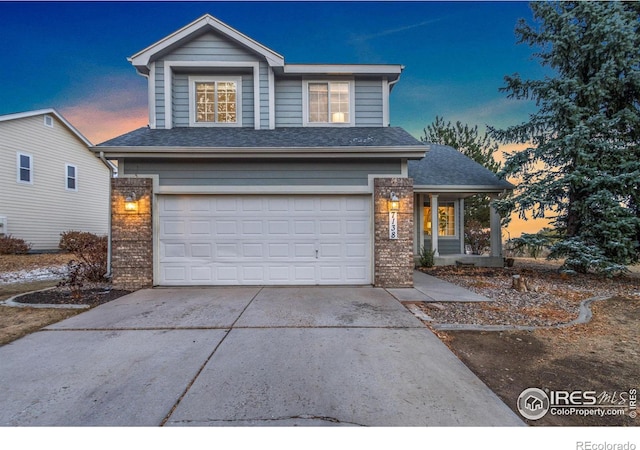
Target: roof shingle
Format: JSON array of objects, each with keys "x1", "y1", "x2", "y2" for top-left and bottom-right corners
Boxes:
[
  {"x1": 97, "y1": 126, "x2": 424, "y2": 148},
  {"x1": 408, "y1": 144, "x2": 513, "y2": 190}
]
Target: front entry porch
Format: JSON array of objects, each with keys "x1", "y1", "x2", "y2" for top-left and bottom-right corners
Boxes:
[
  {"x1": 413, "y1": 192, "x2": 505, "y2": 268},
  {"x1": 407, "y1": 144, "x2": 515, "y2": 269}
]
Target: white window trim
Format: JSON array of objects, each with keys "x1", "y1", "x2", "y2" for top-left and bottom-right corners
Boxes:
[
  {"x1": 188, "y1": 75, "x2": 243, "y2": 127},
  {"x1": 163, "y1": 61, "x2": 259, "y2": 129},
  {"x1": 424, "y1": 200, "x2": 459, "y2": 239},
  {"x1": 44, "y1": 115, "x2": 54, "y2": 128},
  {"x1": 16, "y1": 152, "x2": 33, "y2": 185},
  {"x1": 65, "y1": 163, "x2": 78, "y2": 192},
  {"x1": 302, "y1": 79, "x2": 355, "y2": 127}
]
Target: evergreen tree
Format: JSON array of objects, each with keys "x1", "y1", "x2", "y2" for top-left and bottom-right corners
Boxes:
[
  {"x1": 422, "y1": 116, "x2": 501, "y2": 227},
  {"x1": 491, "y1": 1, "x2": 640, "y2": 274}
]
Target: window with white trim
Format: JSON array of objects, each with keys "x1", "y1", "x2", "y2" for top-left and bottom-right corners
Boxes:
[
  {"x1": 65, "y1": 164, "x2": 78, "y2": 191},
  {"x1": 188, "y1": 76, "x2": 241, "y2": 126},
  {"x1": 44, "y1": 115, "x2": 54, "y2": 128},
  {"x1": 17, "y1": 153, "x2": 33, "y2": 184},
  {"x1": 304, "y1": 81, "x2": 353, "y2": 125},
  {"x1": 424, "y1": 201, "x2": 457, "y2": 237}
]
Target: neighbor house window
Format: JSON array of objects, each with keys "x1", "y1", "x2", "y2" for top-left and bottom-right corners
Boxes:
[
  {"x1": 188, "y1": 76, "x2": 241, "y2": 126},
  {"x1": 17, "y1": 153, "x2": 33, "y2": 184},
  {"x1": 65, "y1": 164, "x2": 78, "y2": 191},
  {"x1": 424, "y1": 201, "x2": 457, "y2": 237},
  {"x1": 305, "y1": 81, "x2": 352, "y2": 125},
  {"x1": 44, "y1": 115, "x2": 54, "y2": 128}
]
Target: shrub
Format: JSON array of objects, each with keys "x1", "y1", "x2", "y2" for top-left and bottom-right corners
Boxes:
[
  {"x1": 419, "y1": 246, "x2": 436, "y2": 268},
  {"x1": 464, "y1": 220, "x2": 491, "y2": 255},
  {"x1": 58, "y1": 231, "x2": 108, "y2": 294},
  {"x1": 0, "y1": 235, "x2": 31, "y2": 254}
]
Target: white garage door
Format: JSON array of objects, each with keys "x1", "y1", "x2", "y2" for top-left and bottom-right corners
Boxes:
[{"x1": 158, "y1": 195, "x2": 372, "y2": 285}]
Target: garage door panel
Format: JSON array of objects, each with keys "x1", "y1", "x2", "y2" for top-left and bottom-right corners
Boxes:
[
  {"x1": 190, "y1": 244, "x2": 211, "y2": 258},
  {"x1": 216, "y1": 243, "x2": 238, "y2": 258},
  {"x1": 158, "y1": 195, "x2": 371, "y2": 285}
]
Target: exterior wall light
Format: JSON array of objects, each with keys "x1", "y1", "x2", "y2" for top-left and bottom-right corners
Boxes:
[
  {"x1": 124, "y1": 193, "x2": 138, "y2": 213},
  {"x1": 389, "y1": 192, "x2": 400, "y2": 212}
]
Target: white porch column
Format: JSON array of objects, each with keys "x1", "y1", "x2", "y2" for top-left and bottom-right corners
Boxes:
[
  {"x1": 430, "y1": 194, "x2": 439, "y2": 257},
  {"x1": 459, "y1": 198, "x2": 465, "y2": 254},
  {"x1": 490, "y1": 195, "x2": 502, "y2": 257},
  {"x1": 418, "y1": 193, "x2": 425, "y2": 254}
]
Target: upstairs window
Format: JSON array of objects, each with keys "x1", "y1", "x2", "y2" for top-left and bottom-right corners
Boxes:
[
  {"x1": 65, "y1": 164, "x2": 78, "y2": 191},
  {"x1": 17, "y1": 153, "x2": 33, "y2": 184},
  {"x1": 305, "y1": 81, "x2": 353, "y2": 125},
  {"x1": 189, "y1": 76, "x2": 241, "y2": 126}
]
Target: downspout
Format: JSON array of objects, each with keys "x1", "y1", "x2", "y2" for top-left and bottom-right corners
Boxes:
[
  {"x1": 98, "y1": 151, "x2": 116, "y2": 279},
  {"x1": 387, "y1": 69, "x2": 402, "y2": 126}
]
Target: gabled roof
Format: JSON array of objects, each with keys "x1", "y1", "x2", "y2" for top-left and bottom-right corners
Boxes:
[
  {"x1": 129, "y1": 14, "x2": 285, "y2": 74},
  {"x1": 409, "y1": 144, "x2": 514, "y2": 192},
  {"x1": 0, "y1": 108, "x2": 93, "y2": 147},
  {"x1": 94, "y1": 126, "x2": 426, "y2": 159}
]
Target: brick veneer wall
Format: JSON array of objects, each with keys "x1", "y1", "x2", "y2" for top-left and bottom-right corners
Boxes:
[
  {"x1": 374, "y1": 178, "x2": 414, "y2": 287},
  {"x1": 111, "y1": 178, "x2": 153, "y2": 290}
]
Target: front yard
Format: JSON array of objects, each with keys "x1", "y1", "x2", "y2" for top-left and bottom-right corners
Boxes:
[{"x1": 417, "y1": 260, "x2": 639, "y2": 426}]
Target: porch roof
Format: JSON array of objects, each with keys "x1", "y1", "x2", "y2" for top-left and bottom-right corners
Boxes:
[{"x1": 408, "y1": 144, "x2": 514, "y2": 193}]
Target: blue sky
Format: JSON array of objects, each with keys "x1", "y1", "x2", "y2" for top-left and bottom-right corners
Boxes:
[{"x1": 0, "y1": 1, "x2": 541, "y2": 143}]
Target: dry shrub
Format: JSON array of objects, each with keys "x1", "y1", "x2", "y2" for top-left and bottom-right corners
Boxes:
[
  {"x1": 0, "y1": 235, "x2": 31, "y2": 255},
  {"x1": 58, "y1": 231, "x2": 108, "y2": 295}
]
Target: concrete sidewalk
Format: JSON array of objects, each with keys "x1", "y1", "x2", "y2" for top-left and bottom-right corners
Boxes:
[
  {"x1": 387, "y1": 270, "x2": 492, "y2": 303},
  {"x1": 0, "y1": 285, "x2": 522, "y2": 426}
]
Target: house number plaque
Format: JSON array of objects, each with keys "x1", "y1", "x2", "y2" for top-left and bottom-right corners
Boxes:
[{"x1": 389, "y1": 211, "x2": 398, "y2": 240}]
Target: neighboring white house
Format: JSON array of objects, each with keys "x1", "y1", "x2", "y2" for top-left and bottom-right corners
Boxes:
[{"x1": 0, "y1": 109, "x2": 112, "y2": 251}]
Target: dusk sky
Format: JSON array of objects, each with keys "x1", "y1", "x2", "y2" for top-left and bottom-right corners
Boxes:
[
  {"x1": 1, "y1": 1, "x2": 548, "y2": 233},
  {"x1": 0, "y1": 1, "x2": 543, "y2": 142}
]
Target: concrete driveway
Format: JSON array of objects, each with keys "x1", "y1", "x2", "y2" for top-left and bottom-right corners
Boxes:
[{"x1": 0, "y1": 286, "x2": 523, "y2": 426}]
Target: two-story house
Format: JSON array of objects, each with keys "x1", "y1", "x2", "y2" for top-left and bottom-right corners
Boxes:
[{"x1": 95, "y1": 14, "x2": 510, "y2": 289}]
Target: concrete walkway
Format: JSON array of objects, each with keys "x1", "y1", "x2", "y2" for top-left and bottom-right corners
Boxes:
[
  {"x1": 0, "y1": 285, "x2": 522, "y2": 426},
  {"x1": 387, "y1": 270, "x2": 492, "y2": 303}
]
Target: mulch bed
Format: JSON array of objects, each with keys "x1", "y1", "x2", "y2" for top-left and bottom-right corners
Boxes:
[
  {"x1": 16, "y1": 288, "x2": 132, "y2": 307},
  {"x1": 415, "y1": 259, "x2": 640, "y2": 327}
]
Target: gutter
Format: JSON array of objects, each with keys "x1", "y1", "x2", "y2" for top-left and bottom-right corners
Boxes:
[{"x1": 98, "y1": 151, "x2": 114, "y2": 279}]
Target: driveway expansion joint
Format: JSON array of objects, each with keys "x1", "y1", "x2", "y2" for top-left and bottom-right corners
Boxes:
[
  {"x1": 168, "y1": 414, "x2": 366, "y2": 426},
  {"x1": 160, "y1": 287, "x2": 265, "y2": 427}
]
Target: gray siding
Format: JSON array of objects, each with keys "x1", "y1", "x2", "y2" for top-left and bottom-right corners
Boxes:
[
  {"x1": 275, "y1": 78, "x2": 303, "y2": 127},
  {"x1": 155, "y1": 62, "x2": 165, "y2": 128},
  {"x1": 124, "y1": 159, "x2": 401, "y2": 186},
  {"x1": 259, "y1": 62, "x2": 270, "y2": 129},
  {"x1": 154, "y1": 31, "x2": 268, "y2": 129},
  {"x1": 161, "y1": 31, "x2": 258, "y2": 62},
  {"x1": 355, "y1": 78, "x2": 383, "y2": 127},
  {"x1": 273, "y1": 76, "x2": 384, "y2": 127}
]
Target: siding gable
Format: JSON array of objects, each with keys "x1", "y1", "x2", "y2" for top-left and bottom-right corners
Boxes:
[{"x1": 159, "y1": 30, "x2": 262, "y2": 62}]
